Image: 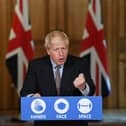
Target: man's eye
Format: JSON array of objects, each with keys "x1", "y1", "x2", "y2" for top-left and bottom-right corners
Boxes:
[
  {"x1": 53, "y1": 49, "x2": 58, "y2": 51},
  {"x1": 62, "y1": 48, "x2": 66, "y2": 50}
]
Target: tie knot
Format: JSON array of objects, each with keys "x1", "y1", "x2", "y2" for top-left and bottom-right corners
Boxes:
[{"x1": 55, "y1": 65, "x2": 61, "y2": 70}]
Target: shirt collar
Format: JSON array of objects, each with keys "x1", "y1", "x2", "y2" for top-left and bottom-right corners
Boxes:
[{"x1": 50, "y1": 58, "x2": 64, "y2": 69}]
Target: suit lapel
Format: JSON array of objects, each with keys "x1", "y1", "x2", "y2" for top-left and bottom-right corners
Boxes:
[{"x1": 40, "y1": 56, "x2": 57, "y2": 94}]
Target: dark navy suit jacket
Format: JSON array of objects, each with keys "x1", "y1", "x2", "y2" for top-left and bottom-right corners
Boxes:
[{"x1": 20, "y1": 55, "x2": 95, "y2": 126}]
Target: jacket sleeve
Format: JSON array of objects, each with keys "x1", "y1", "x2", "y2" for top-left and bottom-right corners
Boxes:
[
  {"x1": 20, "y1": 61, "x2": 38, "y2": 96},
  {"x1": 77, "y1": 58, "x2": 96, "y2": 96}
]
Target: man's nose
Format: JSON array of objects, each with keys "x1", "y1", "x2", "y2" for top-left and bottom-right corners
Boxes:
[{"x1": 58, "y1": 49, "x2": 64, "y2": 56}]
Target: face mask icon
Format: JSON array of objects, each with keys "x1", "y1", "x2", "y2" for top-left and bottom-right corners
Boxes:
[{"x1": 54, "y1": 98, "x2": 69, "y2": 114}]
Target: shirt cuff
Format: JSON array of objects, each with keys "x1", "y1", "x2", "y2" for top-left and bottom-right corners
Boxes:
[
  {"x1": 26, "y1": 93, "x2": 34, "y2": 97},
  {"x1": 80, "y1": 83, "x2": 90, "y2": 96}
]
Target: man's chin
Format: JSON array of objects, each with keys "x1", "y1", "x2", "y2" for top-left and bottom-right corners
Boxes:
[{"x1": 57, "y1": 61, "x2": 65, "y2": 65}]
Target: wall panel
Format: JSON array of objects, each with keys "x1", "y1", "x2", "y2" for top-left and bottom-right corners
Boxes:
[
  {"x1": 56, "y1": 0, "x2": 65, "y2": 30},
  {"x1": 67, "y1": 0, "x2": 88, "y2": 39},
  {"x1": 29, "y1": 0, "x2": 48, "y2": 39},
  {"x1": 0, "y1": 0, "x2": 18, "y2": 114},
  {"x1": 102, "y1": 0, "x2": 114, "y2": 108}
]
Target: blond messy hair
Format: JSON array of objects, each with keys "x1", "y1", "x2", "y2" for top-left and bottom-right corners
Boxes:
[{"x1": 44, "y1": 30, "x2": 69, "y2": 49}]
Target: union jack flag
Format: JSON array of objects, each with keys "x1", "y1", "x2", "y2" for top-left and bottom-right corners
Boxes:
[
  {"x1": 80, "y1": 0, "x2": 111, "y2": 96},
  {"x1": 5, "y1": 0, "x2": 34, "y2": 94}
]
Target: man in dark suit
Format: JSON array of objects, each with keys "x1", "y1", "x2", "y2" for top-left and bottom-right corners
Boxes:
[{"x1": 20, "y1": 30, "x2": 95, "y2": 126}]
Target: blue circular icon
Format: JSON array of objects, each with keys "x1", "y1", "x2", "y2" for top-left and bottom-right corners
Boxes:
[
  {"x1": 31, "y1": 99, "x2": 46, "y2": 114},
  {"x1": 77, "y1": 98, "x2": 92, "y2": 114},
  {"x1": 54, "y1": 98, "x2": 69, "y2": 114}
]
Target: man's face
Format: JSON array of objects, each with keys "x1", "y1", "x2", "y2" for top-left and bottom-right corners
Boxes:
[{"x1": 46, "y1": 36, "x2": 69, "y2": 65}]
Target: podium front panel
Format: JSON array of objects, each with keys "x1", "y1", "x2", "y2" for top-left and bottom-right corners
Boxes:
[{"x1": 21, "y1": 96, "x2": 102, "y2": 121}]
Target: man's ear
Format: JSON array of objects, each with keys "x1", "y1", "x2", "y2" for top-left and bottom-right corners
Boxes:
[{"x1": 46, "y1": 48, "x2": 50, "y2": 55}]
